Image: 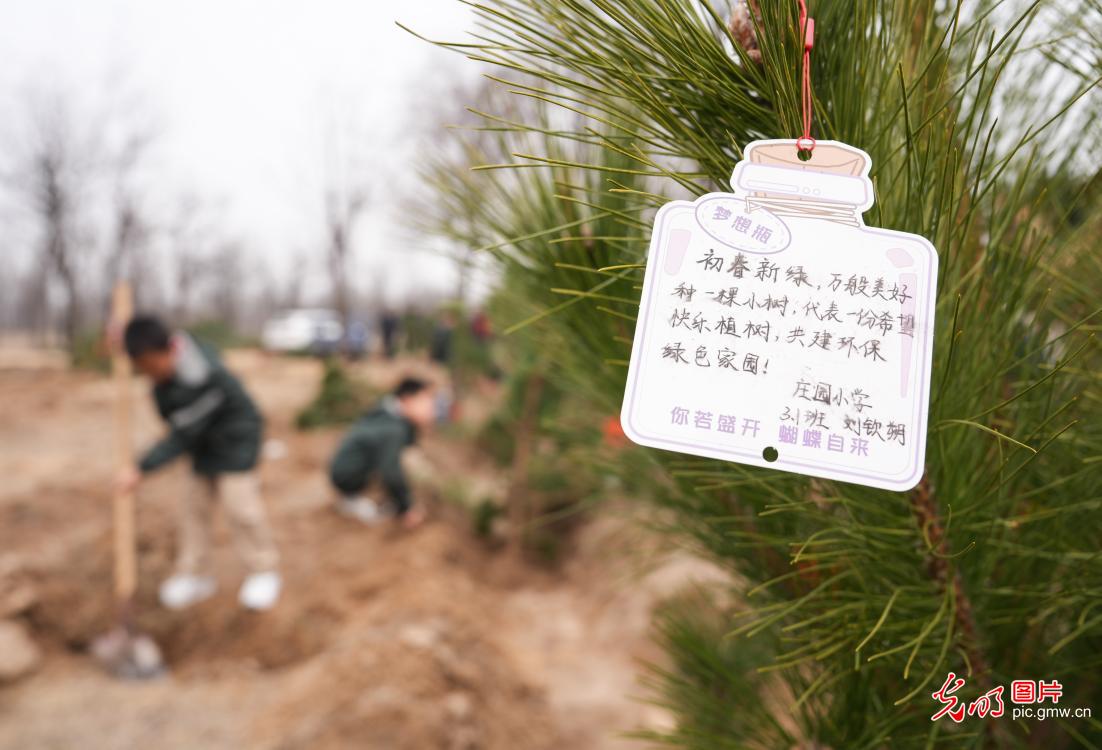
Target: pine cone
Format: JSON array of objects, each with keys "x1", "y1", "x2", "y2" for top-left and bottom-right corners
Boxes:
[{"x1": 728, "y1": 0, "x2": 762, "y2": 63}]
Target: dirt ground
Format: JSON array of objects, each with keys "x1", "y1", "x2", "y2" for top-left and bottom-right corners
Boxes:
[{"x1": 0, "y1": 349, "x2": 721, "y2": 749}]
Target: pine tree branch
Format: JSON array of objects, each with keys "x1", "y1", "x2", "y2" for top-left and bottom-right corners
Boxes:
[
  {"x1": 909, "y1": 476, "x2": 987, "y2": 683},
  {"x1": 909, "y1": 475, "x2": 1019, "y2": 747}
]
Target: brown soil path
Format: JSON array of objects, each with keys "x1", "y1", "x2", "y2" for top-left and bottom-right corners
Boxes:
[{"x1": 0, "y1": 351, "x2": 720, "y2": 749}]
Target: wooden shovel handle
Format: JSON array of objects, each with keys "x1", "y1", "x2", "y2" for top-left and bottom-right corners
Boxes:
[{"x1": 110, "y1": 282, "x2": 137, "y2": 602}]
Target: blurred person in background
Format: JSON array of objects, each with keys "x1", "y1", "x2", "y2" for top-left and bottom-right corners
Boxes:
[
  {"x1": 380, "y1": 311, "x2": 400, "y2": 359},
  {"x1": 329, "y1": 376, "x2": 435, "y2": 529},
  {"x1": 429, "y1": 311, "x2": 455, "y2": 366},
  {"x1": 468, "y1": 307, "x2": 503, "y2": 381},
  {"x1": 117, "y1": 316, "x2": 282, "y2": 611},
  {"x1": 344, "y1": 319, "x2": 369, "y2": 361},
  {"x1": 470, "y1": 309, "x2": 492, "y2": 343}
]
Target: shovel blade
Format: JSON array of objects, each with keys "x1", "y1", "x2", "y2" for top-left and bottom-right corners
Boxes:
[{"x1": 91, "y1": 626, "x2": 166, "y2": 680}]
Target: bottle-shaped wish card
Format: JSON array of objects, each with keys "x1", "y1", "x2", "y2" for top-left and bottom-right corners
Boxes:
[{"x1": 621, "y1": 139, "x2": 938, "y2": 491}]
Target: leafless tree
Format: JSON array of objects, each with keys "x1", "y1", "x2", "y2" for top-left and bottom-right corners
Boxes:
[
  {"x1": 102, "y1": 127, "x2": 155, "y2": 313},
  {"x1": 313, "y1": 100, "x2": 375, "y2": 340},
  {"x1": 259, "y1": 249, "x2": 307, "y2": 313},
  {"x1": 166, "y1": 194, "x2": 212, "y2": 325},
  {"x1": 283, "y1": 251, "x2": 307, "y2": 310},
  {"x1": 403, "y1": 72, "x2": 517, "y2": 309},
  {"x1": 3, "y1": 83, "x2": 158, "y2": 346},
  {"x1": 324, "y1": 173, "x2": 369, "y2": 331},
  {"x1": 14, "y1": 97, "x2": 87, "y2": 346},
  {"x1": 207, "y1": 241, "x2": 246, "y2": 329},
  {"x1": 173, "y1": 251, "x2": 206, "y2": 325}
]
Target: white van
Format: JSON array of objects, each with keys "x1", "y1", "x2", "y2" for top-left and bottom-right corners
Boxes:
[{"x1": 261, "y1": 309, "x2": 343, "y2": 353}]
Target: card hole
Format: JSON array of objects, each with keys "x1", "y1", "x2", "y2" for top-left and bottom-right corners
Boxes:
[{"x1": 762, "y1": 446, "x2": 779, "y2": 462}]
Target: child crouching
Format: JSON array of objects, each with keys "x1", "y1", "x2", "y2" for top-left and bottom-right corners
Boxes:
[{"x1": 329, "y1": 377, "x2": 435, "y2": 529}]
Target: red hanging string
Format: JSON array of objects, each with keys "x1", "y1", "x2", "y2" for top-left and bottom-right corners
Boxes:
[{"x1": 797, "y1": 0, "x2": 815, "y2": 154}]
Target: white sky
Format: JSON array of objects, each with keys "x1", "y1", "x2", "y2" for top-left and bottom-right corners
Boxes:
[{"x1": 0, "y1": 0, "x2": 482, "y2": 306}]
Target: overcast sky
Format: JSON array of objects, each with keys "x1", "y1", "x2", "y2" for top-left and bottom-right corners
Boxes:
[{"x1": 0, "y1": 0, "x2": 482, "y2": 306}]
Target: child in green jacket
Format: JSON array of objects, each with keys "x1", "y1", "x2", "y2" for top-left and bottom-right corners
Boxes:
[
  {"x1": 117, "y1": 316, "x2": 281, "y2": 611},
  {"x1": 329, "y1": 377, "x2": 435, "y2": 529}
]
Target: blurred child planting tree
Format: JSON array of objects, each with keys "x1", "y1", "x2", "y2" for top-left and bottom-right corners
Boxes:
[
  {"x1": 328, "y1": 377, "x2": 436, "y2": 529},
  {"x1": 117, "y1": 316, "x2": 281, "y2": 611}
]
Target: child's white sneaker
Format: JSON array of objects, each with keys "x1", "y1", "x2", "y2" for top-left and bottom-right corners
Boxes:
[
  {"x1": 238, "y1": 571, "x2": 282, "y2": 611},
  {"x1": 337, "y1": 495, "x2": 388, "y2": 525},
  {"x1": 159, "y1": 574, "x2": 217, "y2": 610}
]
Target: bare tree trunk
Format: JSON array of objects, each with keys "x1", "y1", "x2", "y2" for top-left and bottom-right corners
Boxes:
[
  {"x1": 507, "y1": 372, "x2": 544, "y2": 557},
  {"x1": 19, "y1": 101, "x2": 88, "y2": 348},
  {"x1": 328, "y1": 224, "x2": 351, "y2": 330},
  {"x1": 46, "y1": 211, "x2": 80, "y2": 346},
  {"x1": 324, "y1": 184, "x2": 368, "y2": 355},
  {"x1": 283, "y1": 252, "x2": 306, "y2": 309},
  {"x1": 210, "y1": 245, "x2": 243, "y2": 330},
  {"x1": 18, "y1": 259, "x2": 51, "y2": 343},
  {"x1": 103, "y1": 200, "x2": 144, "y2": 315},
  {"x1": 173, "y1": 253, "x2": 207, "y2": 326},
  {"x1": 59, "y1": 269, "x2": 80, "y2": 345}
]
